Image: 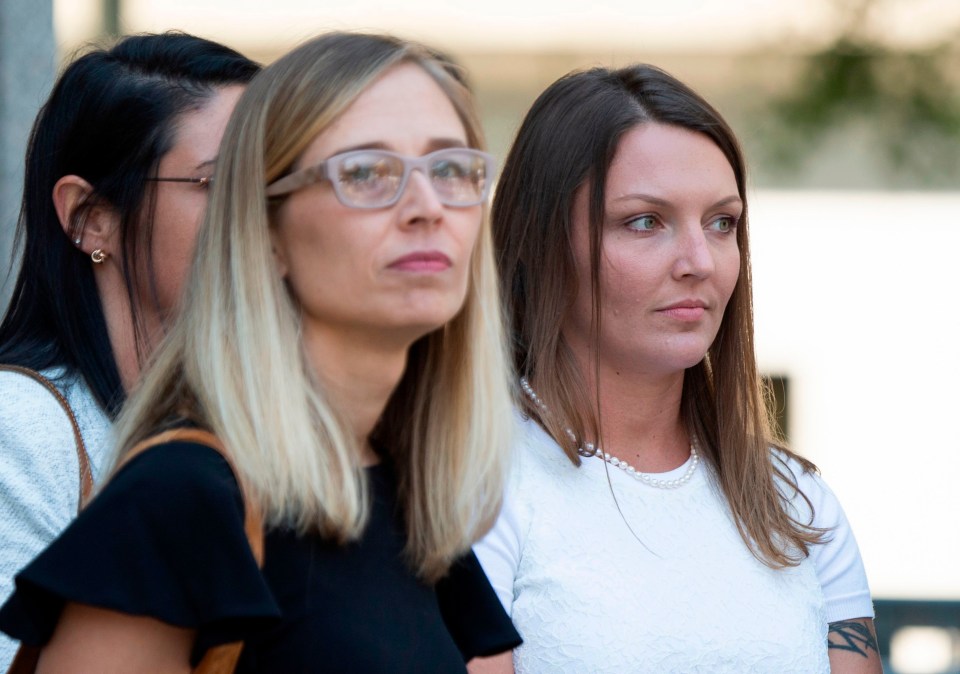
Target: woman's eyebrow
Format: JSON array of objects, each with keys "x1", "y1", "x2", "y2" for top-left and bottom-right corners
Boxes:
[
  {"x1": 610, "y1": 193, "x2": 671, "y2": 206},
  {"x1": 709, "y1": 195, "x2": 744, "y2": 210},
  {"x1": 194, "y1": 158, "x2": 218, "y2": 172},
  {"x1": 611, "y1": 193, "x2": 743, "y2": 210}
]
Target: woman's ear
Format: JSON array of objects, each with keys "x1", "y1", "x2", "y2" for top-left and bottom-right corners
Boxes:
[{"x1": 52, "y1": 175, "x2": 119, "y2": 255}]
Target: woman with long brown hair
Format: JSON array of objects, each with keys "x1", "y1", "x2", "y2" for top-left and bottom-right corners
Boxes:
[{"x1": 474, "y1": 65, "x2": 879, "y2": 673}]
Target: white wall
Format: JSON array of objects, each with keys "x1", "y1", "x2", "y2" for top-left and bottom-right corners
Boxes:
[{"x1": 751, "y1": 190, "x2": 960, "y2": 600}]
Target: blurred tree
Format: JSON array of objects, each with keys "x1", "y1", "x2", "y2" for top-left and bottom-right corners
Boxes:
[
  {"x1": 763, "y1": 0, "x2": 960, "y2": 186},
  {"x1": 103, "y1": 0, "x2": 121, "y2": 36}
]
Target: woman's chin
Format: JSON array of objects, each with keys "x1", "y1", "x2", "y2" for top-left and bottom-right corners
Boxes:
[
  {"x1": 390, "y1": 294, "x2": 466, "y2": 338},
  {"x1": 379, "y1": 310, "x2": 462, "y2": 348}
]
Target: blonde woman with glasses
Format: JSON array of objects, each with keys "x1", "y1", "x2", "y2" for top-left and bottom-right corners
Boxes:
[{"x1": 0, "y1": 32, "x2": 519, "y2": 672}]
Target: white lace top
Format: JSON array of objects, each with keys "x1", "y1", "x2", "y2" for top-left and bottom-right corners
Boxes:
[
  {"x1": 0, "y1": 368, "x2": 112, "y2": 669},
  {"x1": 475, "y1": 413, "x2": 874, "y2": 673}
]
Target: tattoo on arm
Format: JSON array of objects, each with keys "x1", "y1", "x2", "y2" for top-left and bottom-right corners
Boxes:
[{"x1": 827, "y1": 620, "x2": 879, "y2": 657}]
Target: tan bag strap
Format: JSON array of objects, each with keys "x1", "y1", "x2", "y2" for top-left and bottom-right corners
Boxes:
[
  {"x1": 119, "y1": 428, "x2": 264, "y2": 674},
  {"x1": 0, "y1": 365, "x2": 93, "y2": 511},
  {"x1": 5, "y1": 428, "x2": 264, "y2": 674}
]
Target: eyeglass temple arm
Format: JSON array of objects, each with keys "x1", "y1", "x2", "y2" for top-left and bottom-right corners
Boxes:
[
  {"x1": 146, "y1": 177, "x2": 212, "y2": 185},
  {"x1": 265, "y1": 164, "x2": 327, "y2": 197}
]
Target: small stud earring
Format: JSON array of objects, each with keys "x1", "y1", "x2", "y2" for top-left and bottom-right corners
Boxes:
[
  {"x1": 74, "y1": 237, "x2": 81, "y2": 245},
  {"x1": 91, "y1": 249, "x2": 108, "y2": 264}
]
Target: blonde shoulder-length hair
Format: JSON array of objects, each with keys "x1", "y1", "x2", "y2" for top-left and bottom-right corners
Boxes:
[{"x1": 111, "y1": 32, "x2": 513, "y2": 582}]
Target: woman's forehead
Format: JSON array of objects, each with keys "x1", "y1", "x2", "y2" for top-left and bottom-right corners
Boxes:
[{"x1": 298, "y1": 63, "x2": 468, "y2": 165}]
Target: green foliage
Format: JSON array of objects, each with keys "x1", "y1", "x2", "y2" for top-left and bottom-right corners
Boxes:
[{"x1": 762, "y1": 0, "x2": 960, "y2": 186}]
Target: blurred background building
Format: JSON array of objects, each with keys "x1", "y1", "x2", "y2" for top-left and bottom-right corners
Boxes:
[{"x1": 2, "y1": 0, "x2": 959, "y2": 670}]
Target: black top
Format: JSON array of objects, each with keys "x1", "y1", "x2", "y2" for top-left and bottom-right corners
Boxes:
[{"x1": 0, "y1": 441, "x2": 520, "y2": 672}]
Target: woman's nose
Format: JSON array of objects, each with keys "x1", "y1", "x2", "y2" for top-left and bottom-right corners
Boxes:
[
  {"x1": 673, "y1": 225, "x2": 715, "y2": 279},
  {"x1": 398, "y1": 169, "x2": 444, "y2": 226}
]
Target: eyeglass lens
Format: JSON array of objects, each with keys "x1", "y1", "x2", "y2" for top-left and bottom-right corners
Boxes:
[{"x1": 334, "y1": 150, "x2": 488, "y2": 208}]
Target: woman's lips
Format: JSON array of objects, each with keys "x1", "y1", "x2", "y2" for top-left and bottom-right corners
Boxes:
[
  {"x1": 388, "y1": 250, "x2": 452, "y2": 272},
  {"x1": 657, "y1": 300, "x2": 707, "y2": 321}
]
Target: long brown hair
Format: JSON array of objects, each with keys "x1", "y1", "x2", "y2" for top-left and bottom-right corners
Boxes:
[{"x1": 493, "y1": 64, "x2": 824, "y2": 567}]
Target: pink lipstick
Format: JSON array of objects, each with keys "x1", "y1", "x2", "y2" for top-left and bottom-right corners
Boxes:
[{"x1": 388, "y1": 250, "x2": 452, "y2": 272}]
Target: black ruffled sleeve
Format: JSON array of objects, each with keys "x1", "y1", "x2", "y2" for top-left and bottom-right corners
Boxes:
[
  {"x1": 0, "y1": 441, "x2": 281, "y2": 661},
  {"x1": 437, "y1": 549, "x2": 522, "y2": 661}
]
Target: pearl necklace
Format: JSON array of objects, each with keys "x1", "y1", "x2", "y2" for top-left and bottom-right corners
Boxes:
[{"x1": 520, "y1": 377, "x2": 700, "y2": 489}]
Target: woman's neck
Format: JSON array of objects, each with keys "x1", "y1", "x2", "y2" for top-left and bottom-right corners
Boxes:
[
  {"x1": 568, "y1": 354, "x2": 690, "y2": 472},
  {"x1": 301, "y1": 324, "x2": 409, "y2": 465},
  {"x1": 95, "y1": 267, "x2": 143, "y2": 393}
]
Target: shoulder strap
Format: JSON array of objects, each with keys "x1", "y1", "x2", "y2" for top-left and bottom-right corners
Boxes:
[
  {"x1": 5, "y1": 427, "x2": 264, "y2": 674},
  {"x1": 6, "y1": 426, "x2": 263, "y2": 674},
  {"x1": 0, "y1": 365, "x2": 93, "y2": 511},
  {"x1": 118, "y1": 428, "x2": 265, "y2": 674}
]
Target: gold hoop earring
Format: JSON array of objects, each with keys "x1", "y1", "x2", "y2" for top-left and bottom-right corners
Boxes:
[{"x1": 91, "y1": 249, "x2": 108, "y2": 264}]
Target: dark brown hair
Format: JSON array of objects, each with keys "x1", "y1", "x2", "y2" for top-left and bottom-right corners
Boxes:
[{"x1": 493, "y1": 64, "x2": 824, "y2": 567}]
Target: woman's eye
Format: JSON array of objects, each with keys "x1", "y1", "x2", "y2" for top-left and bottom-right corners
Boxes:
[
  {"x1": 341, "y1": 160, "x2": 391, "y2": 186},
  {"x1": 431, "y1": 159, "x2": 468, "y2": 181},
  {"x1": 626, "y1": 215, "x2": 658, "y2": 231},
  {"x1": 708, "y1": 216, "x2": 737, "y2": 232},
  {"x1": 342, "y1": 166, "x2": 376, "y2": 183}
]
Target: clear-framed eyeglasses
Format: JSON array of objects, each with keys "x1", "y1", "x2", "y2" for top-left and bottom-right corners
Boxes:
[{"x1": 264, "y1": 147, "x2": 495, "y2": 209}]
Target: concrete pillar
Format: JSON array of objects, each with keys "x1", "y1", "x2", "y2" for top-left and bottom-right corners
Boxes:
[{"x1": 0, "y1": 0, "x2": 55, "y2": 311}]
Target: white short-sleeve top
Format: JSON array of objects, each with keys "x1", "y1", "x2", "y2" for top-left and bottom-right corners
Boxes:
[{"x1": 475, "y1": 412, "x2": 874, "y2": 673}]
